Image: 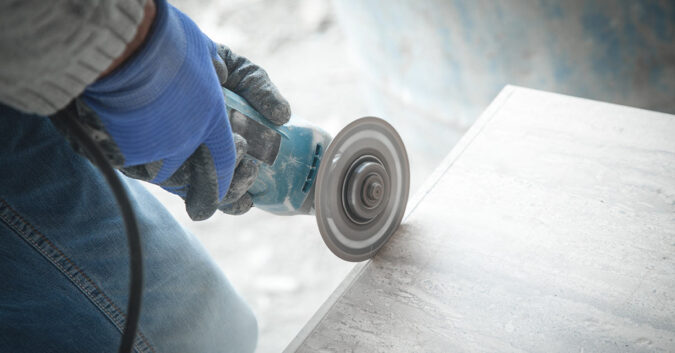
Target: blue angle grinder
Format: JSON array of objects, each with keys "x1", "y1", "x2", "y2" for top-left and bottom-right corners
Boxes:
[{"x1": 223, "y1": 88, "x2": 410, "y2": 262}]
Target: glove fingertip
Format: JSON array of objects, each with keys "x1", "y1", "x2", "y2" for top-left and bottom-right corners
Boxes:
[
  {"x1": 212, "y1": 57, "x2": 228, "y2": 85},
  {"x1": 221, "y1": 157, "x2": 258, "y2": 204},
  {"x1": 231, "y1": 132, "x2": 248, "y2": 167},
  {"x1": 232, "y1": 132, "x2": 248, "y2": 153},
  {"x1": 183, "y1": 144, "x2": 220, "y2": 221},
  {"x1": 270, "y1": 99, "x2": 291, "y2": 125},
  {"x1": 186, "y1": 198, "x2": 218, "y2": 221},
  {"x1": 219, "y1": 193, "x2": 254, "y2": 215}
]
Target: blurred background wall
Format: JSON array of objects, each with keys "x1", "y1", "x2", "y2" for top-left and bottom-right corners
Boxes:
[
  {"x1": 333, "y1": 0, "x2": 675, "y2": 191},
  {"x1": 155, "y1": 1, "x2": 674, "y2": 351}
]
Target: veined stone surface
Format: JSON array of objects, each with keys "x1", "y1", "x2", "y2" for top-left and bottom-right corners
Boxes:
[{"x1": 287, "y1": 86, "x2": 675, "y2": 352}]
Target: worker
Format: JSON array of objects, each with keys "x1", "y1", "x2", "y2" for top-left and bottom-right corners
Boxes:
[{"x1": 0, "y1": 0, "x2": 286, "y2": 351}]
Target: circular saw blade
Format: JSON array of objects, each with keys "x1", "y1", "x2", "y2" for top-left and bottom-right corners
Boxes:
[{"x1": 315, "y1": 117, "x2": 410, "y2": 262}]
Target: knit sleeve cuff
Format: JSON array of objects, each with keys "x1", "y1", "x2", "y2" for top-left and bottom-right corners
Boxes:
[
  {"x1": 83, "y1": 0, "x2": 187, "y2": 113},
  {"x1": 0, "y1": 0, "x2": 148, "y2": 116}
]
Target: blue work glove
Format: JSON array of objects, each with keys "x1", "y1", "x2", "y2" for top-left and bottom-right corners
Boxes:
[{"x1": 71, "y1": 0, "x2": 290, "y2": 220}]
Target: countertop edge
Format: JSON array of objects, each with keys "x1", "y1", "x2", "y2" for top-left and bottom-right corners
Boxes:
[{"x1": 283, "y1": 85, "x2": 518, "y2": 352}]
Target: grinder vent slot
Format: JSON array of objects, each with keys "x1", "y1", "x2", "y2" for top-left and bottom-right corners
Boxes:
[{"x1": 302, "y1": 144, "x2": 322, "y2": 192}]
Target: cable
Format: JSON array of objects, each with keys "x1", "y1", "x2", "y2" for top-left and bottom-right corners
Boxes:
[{"x1": 51, "y1": 102, "x2": 143, "y2": 353}]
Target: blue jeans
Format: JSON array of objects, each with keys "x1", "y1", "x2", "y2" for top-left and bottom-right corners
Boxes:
[{"x1": 0, "y1": 105, "x2": 257, "y2": 353}]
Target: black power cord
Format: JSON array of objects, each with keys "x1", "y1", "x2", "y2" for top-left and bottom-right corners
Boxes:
[{"x1": 51, "y1": 102, "x2": 143, "y2": 353}]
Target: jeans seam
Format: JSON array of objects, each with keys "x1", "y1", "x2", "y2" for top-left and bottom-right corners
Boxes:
[{"x1": 0, "y1": 197, "x2": 157, "y2": 353}]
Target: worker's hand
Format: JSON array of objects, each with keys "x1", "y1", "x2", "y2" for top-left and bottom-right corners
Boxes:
[
  {"x1": 67, "y1": 0, "x2": 290, "y2": 221},
  {"x1": 211, "y1": 43, "x2": 292, "y2": 215},
  {"x1": 216, "y1": 123, "x2": 258, "y2": 216}
]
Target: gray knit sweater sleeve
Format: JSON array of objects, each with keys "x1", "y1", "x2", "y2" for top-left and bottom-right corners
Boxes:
[{"x1": 0, "y1": 0, "x2": 147, "y2": 116}]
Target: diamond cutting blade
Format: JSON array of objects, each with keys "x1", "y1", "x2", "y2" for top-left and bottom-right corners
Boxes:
[{"x1": 315, "y1": 117, "x2": 410, "y2": 262}]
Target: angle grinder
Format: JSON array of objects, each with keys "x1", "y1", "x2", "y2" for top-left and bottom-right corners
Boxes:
[
  {"x1": 223, "y1": 88, "x2": 410, "y2": 262},
  {"x1": 50, "y1": 88, "x2": 410, "y2": 353}
]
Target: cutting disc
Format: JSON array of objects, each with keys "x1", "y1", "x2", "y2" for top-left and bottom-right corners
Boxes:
[{"x1": 315, "y1": 117, "x2": 410, "y2": 262}]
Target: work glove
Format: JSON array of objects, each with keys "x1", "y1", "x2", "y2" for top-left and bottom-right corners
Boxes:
[{"x1": 62, "y1": 0, "x2": 290, "y2": 220}]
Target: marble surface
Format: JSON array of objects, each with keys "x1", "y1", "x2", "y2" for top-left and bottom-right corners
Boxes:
[{"x1": 285, "y1": 86, "x2": 675, "y2": 352}]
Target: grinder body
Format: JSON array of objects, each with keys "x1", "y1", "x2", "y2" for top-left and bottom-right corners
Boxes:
[{"x1": 223, "y1": 88, "x2": 331, "y2": 215}]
